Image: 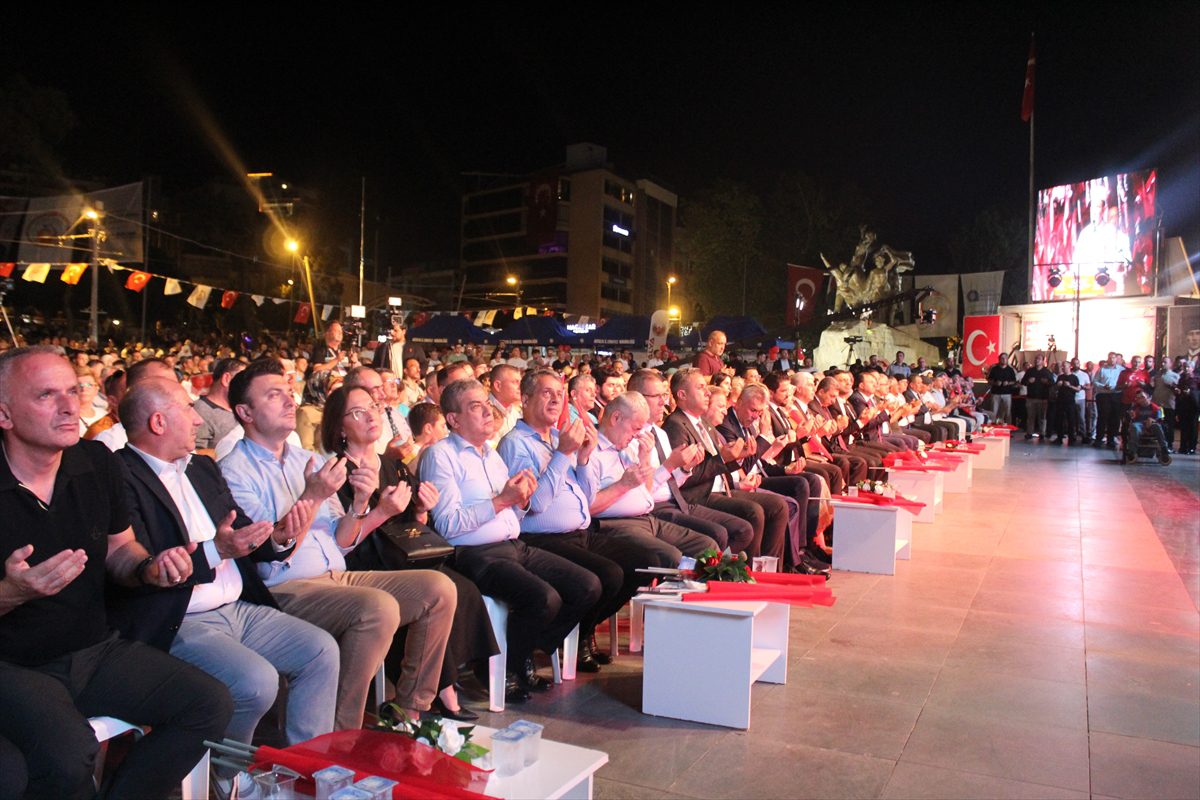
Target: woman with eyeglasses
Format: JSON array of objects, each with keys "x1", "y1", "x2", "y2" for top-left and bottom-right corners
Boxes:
[
  {"x1": 74, "y1": 364, "x2": 106, "y2": 436},
  {"x1": 320, "y1": 386, "x2": 497, "y2": 721}
]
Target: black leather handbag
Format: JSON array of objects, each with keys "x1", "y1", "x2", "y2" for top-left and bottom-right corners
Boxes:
[{"x1": 373, "y1": 520, "x2": 454, "y2": 569}]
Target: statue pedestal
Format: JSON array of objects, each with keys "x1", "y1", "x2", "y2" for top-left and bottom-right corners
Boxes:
[{"x1": 811, "y1": 321, "x2": 941, "y2": 372}]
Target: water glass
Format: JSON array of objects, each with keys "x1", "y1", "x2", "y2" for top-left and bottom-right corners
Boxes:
[
  {"x1": 328, "y1": 788, "x2": 373, "y2": 800},
  {"x1": 313, "y1": 765, "x2": 355, "y2": 800},
  {"x1": 491, "y1": 727, "x2": 526, "y2": 776},
  {"x1": 353, "y1": 775, "x2": 398, "y2": 800},
  {"x1": 252, "y1": 769, "x2": 297, "y2": 800},
  {"x1": 509, "y1": 719, "x2": 544, "y2": 765}
]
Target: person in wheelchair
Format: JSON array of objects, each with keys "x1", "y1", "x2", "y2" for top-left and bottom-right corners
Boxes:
[{"x1": 1122, "y1": 389, "x2": 1171, "y2": 465}]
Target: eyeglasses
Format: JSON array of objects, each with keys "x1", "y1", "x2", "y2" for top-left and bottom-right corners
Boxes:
[{"x1": 343, "y1": 402, "x2": 383, "y2": 422}]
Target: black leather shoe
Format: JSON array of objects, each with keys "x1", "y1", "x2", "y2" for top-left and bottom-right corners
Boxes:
[
  {"x1": 504, "y1": 672, "x2": 531, "y2": 704},
  {"x1": 792, "y1": 559, "x2": 831, "y2": 580},
  {"x1": 576, "y1": 641, "x2": 601, "y2": 674},
  {"x1": 428, "y1": 697, "x2": 480, "y2": 722},
  {"x1": 519, "y1": 657, "x2": 553, "y2": 691},
  {"x1": 806, "y1": 545, "x2": 832, "y2": 564},
  {"x1": 588, "y1": 635, "x2": 612, "y2": 665}
]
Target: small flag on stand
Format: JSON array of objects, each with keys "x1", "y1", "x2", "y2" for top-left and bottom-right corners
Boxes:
[
  {"x1": 187, "y1": 285, "x2": 212, "y2": 309},
  {"x1": 0, "y1": 263, "x2": 15, "y2": 278},
  {"x1": 220, "y1": 291, "x2": 238, "y2": 309},
  {"x1": 22, "y1": 263, "x2": 50, "y2": 283},
  {"x1": 125, "y1": 270, "x2": 151, "y2": 292},
  {"x1": 294, "y1": 303, "x2": 312, "y2": 324},
  {"x1": 60, "y1": 263, "x2": 88, "y2": 285},
  {"x1": 164, "y1": 278, "x2": 183, "y2": 296}
]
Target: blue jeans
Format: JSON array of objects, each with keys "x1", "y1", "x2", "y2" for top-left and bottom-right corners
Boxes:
[{"x1": 170, "y1": 601, "x2": 339, "y2": 747}]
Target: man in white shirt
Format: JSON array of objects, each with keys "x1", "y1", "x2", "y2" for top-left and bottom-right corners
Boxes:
[
  {"x1": 487, "y1": 364, "x2": 523, "y2": 447},
  {"x1": 112, "y1": 378, "x2": 338, "y2": 788}
]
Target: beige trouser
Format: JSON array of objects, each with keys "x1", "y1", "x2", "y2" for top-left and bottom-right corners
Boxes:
[
  {"x1": 295, "y1": 404, "x2": 324, "y2": 451},
  {"x1": 271, "y1": 569, "x2": 456, "y2": 730}
]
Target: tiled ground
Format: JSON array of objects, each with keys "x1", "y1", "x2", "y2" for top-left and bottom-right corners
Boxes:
[{"x1": 468, "y1": 442, "x2": 1200, "y2": 799}]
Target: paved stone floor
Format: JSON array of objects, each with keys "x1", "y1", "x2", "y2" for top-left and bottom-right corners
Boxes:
[{"x1": 469, "y1": 441, "x2": 1200, "y2": 799}]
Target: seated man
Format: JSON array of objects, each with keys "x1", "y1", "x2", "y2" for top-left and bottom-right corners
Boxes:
[
  {"x1": 790, "y1": 371, "x2": 868, "y2": 486},
  {"x1": 760, "y1": 373, "x2": 845, "y2": 494},
  {"x1": 500, "y1": 371, "x2": 680, "y2": 673},
  {"x1": 110, "y1": 378, "x2": 338, "y2": 786},
  {"x1": 1125, "y1": 389, "x2": 1171, "y2": 464},
  {"x1": 421, "y1": 378, "x2": 601, "y2": 702},
  {"x1": 0, "y1": 347, "x2": 232, "y2": 800},
  {"x1": 219, "y1": 360, "x2": 455, "y2": 729}
]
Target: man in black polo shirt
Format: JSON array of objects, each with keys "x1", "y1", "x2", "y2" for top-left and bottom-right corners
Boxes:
[
  {"x1": 0, "y1": 347, "x2": 232, "y2": 800},
  {"x1": 1021, "y1": 355, "x2": 1056, "y2": 440},
  {"x1": 987, "y1": 353, "x2": 1018, "y2": 423}
]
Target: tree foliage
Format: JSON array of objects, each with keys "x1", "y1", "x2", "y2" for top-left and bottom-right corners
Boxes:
[
  {"x1": 946, "y1": 205, "x2": 1025, "y2": 275},
  {"x1": 0, "y1": 75, "x2": 76, "y2": 180}
]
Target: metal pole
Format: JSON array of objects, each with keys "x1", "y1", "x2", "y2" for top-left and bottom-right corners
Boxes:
[
  {"x1": 302, "y1": 255, "x2": 321, "y2": 339},
  {"x1": 358, "y1": 177, "x2": 366, "y2": 306},
  {"x1": 1027, "y1": 110, "x2": 1036, "y2": 295},
  {"x1": 89, "y1": 216, "x2": 100, "y2": 346},
  {"x1": 1073, "y1": 269, "x2": 1080, "y2": 360}
]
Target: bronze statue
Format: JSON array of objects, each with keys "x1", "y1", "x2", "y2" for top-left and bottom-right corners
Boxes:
[{"x1": 822, "y1": 226, "x2": 915, "y2": 314}]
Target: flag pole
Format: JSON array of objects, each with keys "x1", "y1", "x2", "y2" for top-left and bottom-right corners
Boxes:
[{"x1": 1025, "y1": 34, "x2": 1036, "y2": 294}]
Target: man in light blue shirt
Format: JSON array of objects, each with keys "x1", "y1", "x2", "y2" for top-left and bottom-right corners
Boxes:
[
  {"x1": 219, "y1": 360, "x2": 455, "y2": 730},
  {"x1": 422, "y1": 377, "x2": 600, "y2": 703},
  {"x1": 498, "y1": 370, "x2": 674, "y2": 673}
]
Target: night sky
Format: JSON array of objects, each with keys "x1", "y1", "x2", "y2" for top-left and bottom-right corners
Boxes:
[{"x1": 7, "y1": 4, "x2": 1199, "y2": 275}]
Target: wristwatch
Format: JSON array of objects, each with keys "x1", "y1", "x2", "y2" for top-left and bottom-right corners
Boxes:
[{"x1": 353, "y1": 504, "x2": 373, "y2": 520}]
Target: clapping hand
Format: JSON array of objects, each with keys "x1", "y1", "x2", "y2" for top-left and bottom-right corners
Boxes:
[
  {"x1": 498, "y1": 469, "x2": 537, "y2": 508},
  {"x1": 557, "y1": 419, "x2": 587, "y2": 455},
  {"x1": 414, "y1": 481, "x2": 439, "y2": 512},
  {"x1": 377, "y1": 481, "x2": 413, "y2": 518},
  {"x1": 346, "y1": 464, "x2": 380, "y2": 509},
  {"x1": 275, "y1": 498, "x2": 316, "y2": 545},
  {"x1": 619, "y1": 464, "x2": 654, "y2": 489},
  {"x1": 302, "y1": 456, "x2": 348, "y2": 502},
  {"x1": 718, "y1": 437, "x2": 746, "y2": 462}
]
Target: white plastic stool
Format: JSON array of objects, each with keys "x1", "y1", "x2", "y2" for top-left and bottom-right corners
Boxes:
[
  {"x1": 482, "y1": 596, "x2": 572, "y2": 713},
  {"x1": 88, "y1": 716, "x2": 209, "y2": 800}
]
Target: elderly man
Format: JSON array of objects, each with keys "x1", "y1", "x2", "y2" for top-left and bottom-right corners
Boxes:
[
  {"x1": 112, "y1": 378, "x2": 338, "y2": 795},
  {"x1": 499, "y1": 371, "x2": 675, "y2": 673},
  {"x1": 693, "y1": 330, "x2": 727, "y2": 377},
  {"x1": 790, "y1": 371, "x2": 867, "y2": 486},
  {"x1": 760, "y1": 373, "x2": 845, "y2": 494},
  {"x1": 0, "y1": 347, "x2": 232, "y2": 800},
  {"x1": 95, "y1": 358, "x2": 180, "y2": 451},
  {"x1": 664, "y1": 368, "x2": 790, "y2": 561},
  {"x1": 568, "y1": 374, "x2": 600, "y2": 428},
  {"x1": 421, "y1": 379, "x2": 600, "y2": 702},
  {"x1": 219, "y1": 359, "x2": 455, "y2": 728},
  {"x1": 625, "y1": 369, "x2": 752, "y2": 552}
]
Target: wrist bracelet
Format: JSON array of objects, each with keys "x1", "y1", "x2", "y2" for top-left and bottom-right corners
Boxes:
[
  {"x1": 134, "y1": 555, "x2": 155, "y2": 585},
  {"x1": 353, "y1": 504, "x2": 373, "y2": 520}
]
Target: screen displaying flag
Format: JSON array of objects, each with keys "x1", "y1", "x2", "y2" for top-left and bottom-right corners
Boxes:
[
  {"x1": 125, "y1": 270, "x2": 151, "y2": 292},
  {"x1": 60, "y1": 263, "x2": 88, "y2": 285}
]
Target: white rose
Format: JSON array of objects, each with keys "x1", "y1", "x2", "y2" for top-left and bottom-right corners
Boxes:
[{"x1": 437, "y1": 723, "x2": 465, "y2": 755}]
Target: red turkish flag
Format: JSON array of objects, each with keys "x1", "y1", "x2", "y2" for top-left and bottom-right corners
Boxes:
[
  {"x1": 0, "y1": 263, "x2": 14, "y2": 278},
  {"x1": 1020, "y1": 38, "x2": 1036, "y2": 122},
  {"x1": 293, "y1": 303, "x2": 312, "y2": 324},
  {"x1": 220, "y1": 290, "x2": 238, "y2": 309},
  {"x1": 786, "y1": 264, "x2": 825, "y2": 325},
  {"x1": 60, "y1": 263, "x2": 88, "y2": 285},
  {"x1": 962, "y1": 315, "x2": 1002, "y2": 380},
  {"x1": 125, "y1": 271, "x2": 151, "y2": 292}
]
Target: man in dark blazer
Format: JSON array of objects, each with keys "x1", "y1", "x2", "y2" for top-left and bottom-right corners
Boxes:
[
  {"x1": 109, "y1": 377, "x2": 339, "y2": 759},
  {"x1": 814, "y1": 376, "x2": 887, "y2": 480},
  {"x1": 373, "y1": 320, "x2": 427, "y2": 374},
  {"x1": 663, "y1": 368, "x2": 789, "y2": 563}
]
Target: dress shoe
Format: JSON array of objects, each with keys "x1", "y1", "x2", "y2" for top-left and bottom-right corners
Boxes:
[
  {"x1": 792, "y1": 559, "x2": 831, "y2": 580},
  {"x1": 806, "y1": 544, "x2": 832, "y2": 564},
  {"x1": 1024, "y1": 433, "x2": 1034, "y2": 440},
  {"x1": 428, "y1": 697, "x2": 480, "y2": 722},
  {"x1": 519, "y1": 657, "x2": 553, "y2": 691},
  {"x1": 576, "y1": 642, "x2": 602, "y2": 674},
  {"x1": 588, "y1": 635, "x2": 612, "y2": 665},
  {"x1": 504, "y1": 672, "x2": 531, "y2": 704}
]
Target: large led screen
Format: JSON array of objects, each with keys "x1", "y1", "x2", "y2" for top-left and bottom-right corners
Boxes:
[{"x1": 1031, "y1": 169, "x2": 1157, "y2": 302}]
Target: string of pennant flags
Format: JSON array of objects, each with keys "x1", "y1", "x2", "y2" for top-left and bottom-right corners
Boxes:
[{"x1": 0, "y1": 260, "x2": 343, "y2": 324}]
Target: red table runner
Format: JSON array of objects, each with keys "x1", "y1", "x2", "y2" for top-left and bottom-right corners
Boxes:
[
  {"x1": 831, "y1": 492, "x2": 926, "y2": 515},
  {"x1": 681, "y1": 571, "x2": 836, "y2": 607}
]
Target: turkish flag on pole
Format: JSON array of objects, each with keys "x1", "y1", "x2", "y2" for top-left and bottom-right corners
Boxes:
[
  {"x1": 1020, "y1": 37, "x2": 1036, "y2": 122},
  {"x1": 962, "y1": 315, "x2": 1002, "y2": 379},
  {"x1": 786, "y1": 264, "x2": 825, "y2": 326},
  {"x1": 125, "y1": 270, "x2": 151, "y2": 292},
  {"x1": 220, "y1": 290, "x2": 238, "y2": 309}
]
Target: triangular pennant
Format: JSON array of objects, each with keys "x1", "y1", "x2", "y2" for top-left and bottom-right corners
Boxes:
[
  {"x1": 21, "y1": 263, "x2": 50, "y2": 283},
  {"x1": 187, "y1": 285, "x2": 212, "y2": 309},
  {"x1": 0, "y1": 263, "x2": 15, "y2": 278},
  {"x1": 60, "y1": 263, "x2": 88, "y2": 285},
  {"x1": 294, "y1": 303, "x2": 312, "y2": 324},
  {"x1": 321, "y1": 304, "x2": 335, "y2": 321},
  {"x1": 271, "y1": 297, "x2": 286, "y2": 305},
  {"x1": 125, "y1": 271, "x2": 151, "y2": 292},
  {"x1": 220, "y1": 290, "x2": 238, "y2": 309},
  {"x1": 513, "y1": 306, "x2": 524, "y2": 320},
  {"x1": 251, "y1": 294, "x2": 265, "y2": 306},
  {"x1": 164, "y1": 278, "x2": 182, "y2": 296}
]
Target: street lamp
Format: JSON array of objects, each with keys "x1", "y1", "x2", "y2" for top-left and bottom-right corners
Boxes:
[
  {"x1": 506, "y1": 274, "x2": 523, "y2": 310},
  {"x1": 666, "y1": 275, "x2": 677, "y2": 310},
  {"x1": 84, "y1": 205, "x2": 104, "y2": 345}
]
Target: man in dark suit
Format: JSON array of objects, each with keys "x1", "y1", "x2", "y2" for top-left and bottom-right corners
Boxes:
[
  {"x1": 814, "y1": 376, "x2": 887, "y2": 480},
  {"x1": 663, "y1": 368, "x2": 792, "y2": 565},
  {"x1": 110, "y1": 378, "x2": 339, "y2": 764}
]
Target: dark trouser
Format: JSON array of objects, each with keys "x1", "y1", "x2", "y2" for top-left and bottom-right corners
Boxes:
[
  {"x1": 804, "y1": 458, "x2": 845, "y2": 495},
  {"x1": 651, "y1": 501, "x2": 755, "y2": 553},
  {"x1": 829, "y1": 452, "x2": 869, "y2": 484},
  {"x1": 761, "y1": 472, "x2": 821, "y2": 546},
  {"x1": 707, "y1": 489, "x2": 790, "y2": 559},
  {"x1": 0, "y1": 735, "x2": 26, "y2": 800},
  {"x1": 899, "y1": 426, "x2": 932, "y2": 445},
  {"x1": 842, "y1": 445, "x2": 886, "y2": 481},
  {"x1": 452, "y1": 540, "x2": 601, "y2": 671},
  {"x1": 1055, "y1": 400, "x2": 1081, "y2": 442},
  {"x1": 883, "y1": 432, "x2": 919, "y2": 451},
  {"x1": 0, "y1": 634, "x2": 233, "y2": 800},
  {"x1": 1026, "y1": 399, "x2": 1048, "y2": 436},
  {"x1": 1097, "y1": 393, "x2": 1121, "y2": 442},
  {"x1": 1178, "y1": 393, "x2": 1199, "y2": 452},
  {"x1": 1129, "y1": 421, "x2": 1168, "y2": 453}
]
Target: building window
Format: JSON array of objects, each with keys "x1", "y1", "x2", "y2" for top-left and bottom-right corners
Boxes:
[
  {"x1": 604, "y1": 180, "x2": 634, "y2": 205},
  {"x1": 464, "y1": 187, "x2": 524, "y2": 216},
  {"x1": 557, "y1": 178, "x2": 571, "y2": 201},
  {"x1": 602, "y1": 257, "x2": 631, "y2": 279},
  {"x1": 463, "y1": 211, "x2": 523, "y2": 240},
  {"x1": 601, "y1": 284, "x2": 631, "y2": 304}
]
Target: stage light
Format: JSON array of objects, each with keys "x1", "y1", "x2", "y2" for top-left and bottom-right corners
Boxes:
[
  {"x1": 1095, "y1": 267, "x2": 1111, "y2": 287},
  {"x1": 1047, "y1": 268, "x2": 1062, "y2": 288}
]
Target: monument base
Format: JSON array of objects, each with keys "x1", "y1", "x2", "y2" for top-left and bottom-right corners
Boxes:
[{"x1": 812, "y1": 320, "x2": 941, "y2": 371}]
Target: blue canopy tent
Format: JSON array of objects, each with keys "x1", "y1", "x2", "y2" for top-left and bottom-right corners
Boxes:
[
  {"x1": 701, "y1": 315, "x2": 768, "y2": 343},
  {"x1": 667, "y1": 328, "x2": 701, "y2": 350},
  {"x1": 586, "y1": 315, "x2": 651, "y2": 348},
  {"x1": 407, "y1": 314, "x2": 494, "y2": 345},
  {"x1": 495, "y1": 316, "x2": 582, "y2": 347}
]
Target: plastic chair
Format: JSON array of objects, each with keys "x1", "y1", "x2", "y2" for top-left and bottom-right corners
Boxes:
[
  {"x1": 88, "y1": 716, "x2": 209, "y2": 800},
  {"x1": 481, "y1": 596, "x2": 573, "y2": 713}
]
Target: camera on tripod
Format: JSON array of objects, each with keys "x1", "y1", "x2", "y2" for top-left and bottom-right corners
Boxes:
[{"x1": 843, "y1": 336, "x2": 864, "y2": 344}]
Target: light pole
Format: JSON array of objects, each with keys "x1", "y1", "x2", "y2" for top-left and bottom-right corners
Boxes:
[
  {"x1": 83, "y1": 205, "x2": 105, "y2": 346},
  {"x1": 666, "y1": 275, "x2": 677, "y2": 311},
  {"x1": 506, "y1": 274, "x2": 523, "y2": 311}
]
